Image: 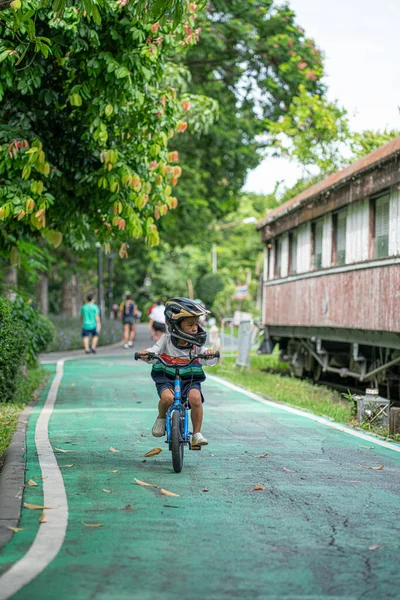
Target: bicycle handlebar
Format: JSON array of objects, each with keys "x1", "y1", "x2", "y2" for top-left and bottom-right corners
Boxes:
[{"x1": 134, "y1": 351, "x2": 220, "y2": 366}]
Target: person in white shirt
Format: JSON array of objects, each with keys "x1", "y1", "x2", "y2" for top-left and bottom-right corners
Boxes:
[{"x1": 148, "y1": 299, "x2": 166, "y2": 341}]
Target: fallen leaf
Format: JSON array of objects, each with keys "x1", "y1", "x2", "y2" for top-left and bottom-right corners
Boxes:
[
  {"x1": 123, "y1": 505, "x2": 132, "y2": 509},
  {"x1": 24, "y1": 503, "x2": 50, "y2": 510},
  {"x1": 141, "y1": 460, "x2": 147, "y2": 463},
  {"x1": 252, "y1": 484, "x2": 264, "y2": 491},
  {"x1": 103, "y1": 489, "x2": 112, "y2": 493},
  {"x1": 283, "y1": 467, "x2": 296, "y2": 473},
  {"x1": 134, "y1": 478, "x2": 156, "y2": 487},
  {"x1": 81, "y1": 522, "x2": 103, "y2": 527},
  {"x1": 144, "y1": 448, "x2": 162, "y2": 457},
  {"x1": 368, "y1": 544, "x2": 380, "y2": 551},
  {"x1": 39, "y1": 512, "x2": 47, "y2": 523},
  {"x1": 360, "y1": 465, "x2": 384, "y2": 470},
  {"x1": 203, "y1": 488, "x2": 209, "y2": 492},
  {"x1": 359, "y1": 445, "x2": 375, "y2": 449},
  {"x1": 60, "y1": 464, "x2": 75, "y2": 468},
  {"x1": 249, "y1": 453, "x2": 269, "y2": 458},
  {"x1": 27, "y1": 479, "x2": 38, "y2": 487},
  {"x1": 161, "y1": 488, "x2": 180, "y2": 497},
  {"x1": 140, "y1": 433, "x2": 146, "y2": 437},
  {"x1": 8, "y1": 527, "x2": 25, "y2": 533},
  {"x1": 20, "y1": 420, "x2": 28, "y2": 424},
  {"x1": 122, "y1": 450, "x2": 133, "y2": 453},
  {"x1": 71, "y1": 383, "x2": 76, "y2": 386},
  {"x1": 110, "y1": 447, "x2": 120, "y2": 453},
  {"x1": 111, "y1": 470, "x2": 118, "y2": 473},
  {"x1": 54, "y1": 447, "x2": 74, "y2": 453}
]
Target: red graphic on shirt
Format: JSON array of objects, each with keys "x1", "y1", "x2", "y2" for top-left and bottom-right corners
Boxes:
[{"x1": 159, "y1": 353, "x2": 200, "y2": 366}]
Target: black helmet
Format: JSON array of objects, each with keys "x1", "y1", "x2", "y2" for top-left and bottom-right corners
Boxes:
[{"x1": 164, "y1": 297, "x2": 210, "y2": 348}]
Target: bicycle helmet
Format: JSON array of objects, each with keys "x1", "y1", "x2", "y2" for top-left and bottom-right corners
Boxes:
[{"x1": 165, "y1": 297, "x2": 210, "y2": 348}]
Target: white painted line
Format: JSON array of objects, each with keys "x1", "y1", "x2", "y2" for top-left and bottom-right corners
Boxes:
[
  {"x1": 208, "y1": 375, "x2": 400, "y2": 454},
  {"x1": 0, "y1": 360, "x2": 68, "y2": 600}
]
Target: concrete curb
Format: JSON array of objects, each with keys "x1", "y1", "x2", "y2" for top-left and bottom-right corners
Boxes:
[{"x1": 0, "y1": 401, "x2": 36, "y2": 551}]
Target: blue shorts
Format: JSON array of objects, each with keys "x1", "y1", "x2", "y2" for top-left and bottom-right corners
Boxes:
[
  {"x1": 155, "y1": 381, "x2": 204, "y2": 408},
  {"x1": 82, "y1": 328, "x2": 98, "y2": 337}
]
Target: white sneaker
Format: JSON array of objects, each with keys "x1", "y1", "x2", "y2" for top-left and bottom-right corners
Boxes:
[
  {"x1": 123, "y1": 343, "x2": 129, "y2": 349},
  {"x1": 192, "y1": 432, "x2": 208, "y2": 446},
  {"x1": 128, "y1": 341, "x2": 133, "y2": 347},
  {"x1": 152, "y1": 417, "x2": 166, "y2": 437}
]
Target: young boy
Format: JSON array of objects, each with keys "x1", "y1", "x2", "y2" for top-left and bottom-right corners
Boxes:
[{"x1": 139, "y1": 297, "x2": 218, "y2": 446}]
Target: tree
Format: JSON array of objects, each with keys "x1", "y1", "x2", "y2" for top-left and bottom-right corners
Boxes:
[
  {"x1": 159, "y1": 0, "x2": 347, "y2": 243},
  {"x1": 0, "y1": 0, "x2": 216, "y2": 260}
]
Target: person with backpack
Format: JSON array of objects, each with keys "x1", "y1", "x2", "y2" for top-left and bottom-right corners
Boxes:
[{"x1": 118, "y1": 292, "x2": 139, "y2": 348}]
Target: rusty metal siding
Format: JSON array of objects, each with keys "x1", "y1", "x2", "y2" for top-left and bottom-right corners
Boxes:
[
  {"x1": 297, "y1": 223, "x2": 311, "y2": 273},
  {"x1": 389, "y1": 185, "x2": 400, "y2": 256},
  {"x1": 346, "y1": 199, "x2": 370, "y2": 263},
  {"x1": 263, "y1": 264, "x2": 400, "y2": 333},
  {"x1": 322, "y1": 214, "x2": 332, "y2": 268}
]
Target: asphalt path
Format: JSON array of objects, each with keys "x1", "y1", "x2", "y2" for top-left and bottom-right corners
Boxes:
[{"x1": 0, "y1": 325, "x2": 400, "y2": 599}]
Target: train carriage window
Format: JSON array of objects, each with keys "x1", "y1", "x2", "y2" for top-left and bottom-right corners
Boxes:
[
  {"x1": 312, "y1": 220, "x2": 323, "y2": 269},
  {"x1": 335, "y1": 210, "x2": 347, "y2": 265},
  {"x1": 289, "y1": 230, "x2": 298, "y2": 275},
  {"x1": 374, "y1": 194, "x2": 389, "y2": 258}
]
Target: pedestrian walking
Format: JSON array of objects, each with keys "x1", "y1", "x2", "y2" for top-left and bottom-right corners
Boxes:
[
  {"x1": 81, "y1": 294, "x2": 101, "y2": 354},
  {"x1": 119, "y1": 292, "x2": 139, "y2": 348},
  {"x1": 148, "y1": 299, "x2": 166, "y2": 341}
]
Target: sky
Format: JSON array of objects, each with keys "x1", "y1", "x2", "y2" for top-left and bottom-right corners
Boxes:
[{"x1": 244, "y1": 0, "x2": 400, "y2": 195}]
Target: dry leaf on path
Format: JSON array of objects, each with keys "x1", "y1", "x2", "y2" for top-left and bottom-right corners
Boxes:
[
  {"x1": 111, "y1": 470, "x2": 118, "y2": 473},
  {"x1": 60, "y1": 464, "x2": 75, "y2": 468},
  {"x1": 81, "y1": 522, "x2": 103, "y2": 527},
  {"x1": 360, "y1": 465, "x2": 384, "y2": 470},
  {"x1": 359, "y1": 445, "x2": 375, "y2": 449},
  {"x1": 368, "y1": 544, "x2": 380, "y2": 551},
  {"x1": 8, "y1": 527, "x2": 25, "y2": 533},
  {"x1": 283, "y1": 467, "x2": 296, "y2": 473},
  {"x1": 134, "y1": 478, "x2": 156, "y2": 487},
  {"x1": 161, "y1": 488, "x2": 180, "y2": 497},
  {"x1": 203, "y1": 488, "x2": 209, "y2": 492},
  {"x1": 249, "y1": 453, "x2": 269, "y2": 458},
  {"x1": 103, "y1": 489, "x2": 112, "y2": 493},
  {"x1": 71, "y1": 383, "x2": 76, "y2": 387},
  {"x1": 144, "y1": 448, "x2": 162, "y2": 457},
  {"x1": 123, "y1": 505, "x2": 132, "y2": 509},
  {"x1": 39, "y1": 513, "x2": 47, "y2": 523},
  {"x1": 140, "y1": 434, "x2": 146, "y2": 437},
  {"x1": 54, "y1": 447, "x2": 74, "y2": 453},
  {"x1": 27, "y1": 479, "x2": 38, "y2": 487},
  {"x1": 110, "y1": 447, "x2": 120, "y2": 453},
  {"x1": 24, "y1": 503, "x2": 50, "y2": 510},
  {"x1": 252, "y1": 484, "x2": 264, "y2": 491}
]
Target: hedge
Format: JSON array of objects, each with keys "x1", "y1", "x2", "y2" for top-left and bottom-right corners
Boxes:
[{"x1": 0, "y1": 298, "x2": 27, "y2": 403}]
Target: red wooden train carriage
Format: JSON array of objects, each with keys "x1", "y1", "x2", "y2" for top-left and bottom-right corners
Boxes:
[{"x1": 257, "y1": 137, "x2": 400, "y2": 401}]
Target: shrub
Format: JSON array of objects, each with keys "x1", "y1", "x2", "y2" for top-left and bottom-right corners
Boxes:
[
  {"x1": 11, "y1": 296, "x2": 56, "y2": 364},
  {"x1": 196, "y1": 272, "x2": 225, "y2": 308},
  {"x1": 0, "y1": 298, "x2": 27, "y2": 403},
  {"x1": 47, "y1": 315, "x2": 122, "y2": 352}
]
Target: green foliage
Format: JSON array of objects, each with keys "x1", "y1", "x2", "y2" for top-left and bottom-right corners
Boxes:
[
  {"x1": 0, "y1": 297, "x2": 26, "y2": 402},
  {"x1": 0, "y1": 0, "x2": 216, "y2": 256},
  {"x1": 196, "y1": 272, "x2": 224, "y2": 308},
  {"x1": 11, "y1": 295, "x2": 55, "y2": 364},
  {"x1": 47, "y1": 315, "x2": 122, "y2": 351},
  {"x1": 350, "y1": 129, "x2": 400, "y2": 160},
  {"x1": 161, "y1": 0, "x2": 346, "y2": 242}
]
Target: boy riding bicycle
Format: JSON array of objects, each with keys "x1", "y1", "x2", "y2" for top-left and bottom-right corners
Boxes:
[{"x1": 138, "y1": 297, "x2": 218, "y2": 446}]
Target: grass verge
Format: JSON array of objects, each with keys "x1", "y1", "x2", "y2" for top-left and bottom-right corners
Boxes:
[
  {"x1": 211, "y1": 355, "x2": 354, "y2": 424},
  {"x1": 0, "y1": 367, "x2": 47, "y2": 469}
]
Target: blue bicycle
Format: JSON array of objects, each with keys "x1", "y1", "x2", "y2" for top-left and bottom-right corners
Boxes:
[{"x1": 134, "y1": 351, "x2": 219, "y2": 473}]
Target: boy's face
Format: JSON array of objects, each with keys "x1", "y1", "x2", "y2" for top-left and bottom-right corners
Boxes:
[{"x1": 180, "y1": 317, "x2": 199, "y2": 335}]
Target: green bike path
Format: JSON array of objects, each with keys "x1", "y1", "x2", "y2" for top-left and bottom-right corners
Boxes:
[{"x1": 1, "y1": 354, "x2": 400, "y2": 600}]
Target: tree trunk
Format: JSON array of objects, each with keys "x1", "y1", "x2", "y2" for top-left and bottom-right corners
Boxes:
[
  {"x1": 3, "y1": 265, "x2": 18, "y2": 301},
  {"x1": 36, "y1": 272, "x2": 49, "y2": 315},
  {"x1": 60, "y1": 273, "x2": 81, "y2": 316}
]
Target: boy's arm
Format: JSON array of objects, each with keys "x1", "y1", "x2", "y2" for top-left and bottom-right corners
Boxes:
[{"x1": 138, "y1": 336, "x2": 165, "y2": 363}]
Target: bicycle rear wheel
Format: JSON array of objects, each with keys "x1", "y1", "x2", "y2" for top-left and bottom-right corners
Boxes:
[{"x1": 171, "y1": 410, "x2": 184, "y2": 473}]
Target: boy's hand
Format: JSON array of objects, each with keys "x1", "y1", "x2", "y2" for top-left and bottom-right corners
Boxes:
[{"x1": 204, "y1": 349, "x2": 217, "y2": 356}]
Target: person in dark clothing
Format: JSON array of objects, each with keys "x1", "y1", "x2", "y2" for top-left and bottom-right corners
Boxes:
[{"x1": 118, "y1": 292, "x2": 139, "y2": 348}]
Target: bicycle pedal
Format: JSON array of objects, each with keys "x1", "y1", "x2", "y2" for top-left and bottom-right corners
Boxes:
[{"x1": 190, "y1": 445, "x2": 201, "y2": 451}]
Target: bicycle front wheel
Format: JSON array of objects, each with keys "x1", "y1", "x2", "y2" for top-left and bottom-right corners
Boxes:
[{"x1": 171, "y1": 410, "x2": 184, "y2": 473}]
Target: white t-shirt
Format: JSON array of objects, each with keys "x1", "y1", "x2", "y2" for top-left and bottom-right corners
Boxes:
[{"x1": 149, "y1": 304, "x2": 166, "y2": 324}]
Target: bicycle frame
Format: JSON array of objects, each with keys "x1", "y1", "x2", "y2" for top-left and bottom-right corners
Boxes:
[{"x1": 165, "y1": 366, "x2": 191, "y2": 447}]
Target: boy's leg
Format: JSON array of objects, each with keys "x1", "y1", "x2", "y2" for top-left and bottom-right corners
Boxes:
[
  {"x1": 158, "y1": 388, "x2": 174, "y2": 417},
  {"x1": 188, "y1": 388, "x2": 203, "y2": 434},
  {"x1": 129, "y1": 324, "x2": 135, "y2": 343},
  {"x1": 123, "y1": 323, "x2": 129, "y2": 345},
  {"x1": 91, "y1": 332, "x2": 98, "y2": 350}
]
